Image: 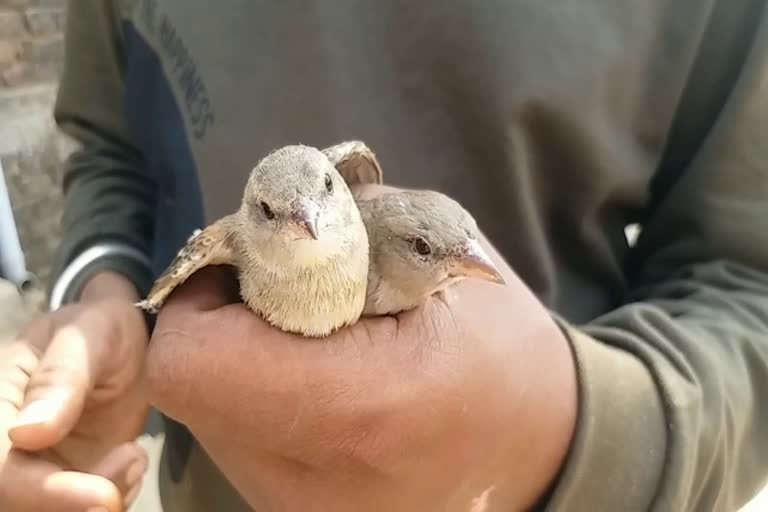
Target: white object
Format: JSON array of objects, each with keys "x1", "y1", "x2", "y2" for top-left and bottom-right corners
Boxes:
[
  {"x1": 0, "y1": 158, "x2": 30, "y2": 289},
  {"x1": 48, "y1": 242, "x2": 151, "y2": 311}
]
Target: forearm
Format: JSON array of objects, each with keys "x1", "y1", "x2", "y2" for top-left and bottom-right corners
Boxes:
[
  {"x1": 48, "y1": 153, "x2": 156, "y2": 308},
  {"x1": 545, "y1": 7, "x2": 768, "y2": 508},
  {"x1": 49, "y1": 0, "x2": 156, "y2": 308},
  {"x1": 546, "y1": 263, "x2": 768, "y2": 512}
]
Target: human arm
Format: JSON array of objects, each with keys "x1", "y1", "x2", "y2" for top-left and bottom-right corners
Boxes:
[
  {"x1": 49, "y1": 0, "x2": 155, "y2": 307},
  {"x1": 0, "y1": 1, "x2": 157, "y2": 510},
  {"x1": 145, "y1": 218, "x2": 577, "y2": 511},
  {"x1": 544, "y1": 9, "x2": 768, "y2": 510}
]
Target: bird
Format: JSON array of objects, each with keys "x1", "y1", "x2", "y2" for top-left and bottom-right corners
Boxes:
[
  {"x1": 136, "y1": 141, "x2": 383, "y2": 338},
  {"x1": 357, "y1": 189, "x2": 506, "y2": 316}
]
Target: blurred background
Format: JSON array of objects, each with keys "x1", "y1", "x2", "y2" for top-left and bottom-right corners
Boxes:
[
  {"x1": 1, "y1": 0, "x2": 69, "y2": 287},
  {"x1": 0, "y1": 1, "x2": 765, "y2": 511},
  {"x1": 1, "y1": 0, "x2": 70, "y2": 328}
]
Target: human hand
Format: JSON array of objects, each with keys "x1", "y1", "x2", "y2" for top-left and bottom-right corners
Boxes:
[
  {"x1": 147, "y1": 186, "x2": 577, "y2": 511},
  {"x1": 0, "y1": 272, "x2": 151, "y2": 511}
]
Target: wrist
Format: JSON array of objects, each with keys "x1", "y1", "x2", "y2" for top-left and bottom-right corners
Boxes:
[
  {"x1": 49, "y1": 243, "x2": 154, "y2": 310},
  {"x1": 529, "y1": 315, "x2": 580, "y2": 510},
  {"x1": 80, "y1": 271, "x2": 155, "y2": 343},
  {"x1": 80, "y1": 270, "x2": 142, "y2": 304},
  {"x1": 516, "y1": 318, "x2": 578, "y2": 509}
]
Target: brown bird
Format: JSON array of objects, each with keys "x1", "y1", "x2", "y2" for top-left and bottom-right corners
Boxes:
[
  {"x1": 136, "y1": 141, "x2": 383, "y2": 338},
  {"x1": 358, "y1": 190, "x2": 505, "y2": 316}
]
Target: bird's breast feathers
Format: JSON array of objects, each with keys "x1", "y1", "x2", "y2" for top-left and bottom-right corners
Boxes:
[
  {"x1": 237, "y1": 243, "x2": 369, "y2": 337},
  {"x1": 288, "y1": 235, "x2": 349, "y2": 266}
]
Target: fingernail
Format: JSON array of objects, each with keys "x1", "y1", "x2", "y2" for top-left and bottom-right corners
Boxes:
[
  {"x1": 12, "y1": 389, "x2": 72, "y2": 429},
  {"x1": 12, "y1": 398, "x2": 59, "y2": 428},
  {"x1": 124, "y1": 458, "x2": 148, "y2": 486}
]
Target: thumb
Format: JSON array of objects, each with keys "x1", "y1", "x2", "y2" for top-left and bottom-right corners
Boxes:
[
  {"x1": 39, "y1": 471, "x2": 124, "y2": 512},
  {"x1": 89, "y1": 441, "x2": 150, "y2": 509},
  {"x1": 8, "y1": 308, "x2": 111, "y2": 451},
  {"x1": 161, "y1": 264, "x2": 241, "y2": 314}
]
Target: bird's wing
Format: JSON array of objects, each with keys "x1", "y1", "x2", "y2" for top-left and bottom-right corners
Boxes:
[
  {"x1": 135, "y1": 217, "x2": 236, "y2": 313},
  {"x1": 322, "y1": 140, "x2": 384, "y2": 186}
]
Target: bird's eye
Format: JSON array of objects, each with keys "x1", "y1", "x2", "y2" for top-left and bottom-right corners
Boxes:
[
  {"x1": 324, "y1": 173, "x2": 333, "y2": 193},
  {"x1": 411, "y1": 237, "x2": 432, "y2": 256},
  {"x1": 261, "y1": 201, "x2": 275, "y2": 219}
]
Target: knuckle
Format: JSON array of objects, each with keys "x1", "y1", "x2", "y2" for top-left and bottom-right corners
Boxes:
[{"x1": 80, "y1": 305, "x2": 121, "y2": 339}]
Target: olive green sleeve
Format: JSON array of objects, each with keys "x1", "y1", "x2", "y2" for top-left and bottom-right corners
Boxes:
[
  {"x1": 50, "y1": 0, "x2": 155, "y2": 304},
  {"x1": 546, "y1": 9, "x2": 768, "y2": 512}
]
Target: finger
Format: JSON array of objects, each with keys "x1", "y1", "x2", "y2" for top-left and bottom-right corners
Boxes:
[
  {"x1": 0, "y1": 342, "x2": 40, "y2": 417},
  {"x1": 0, "y1": 341, "x2": 44, "y2": 451},
  {"x1": 161, "y1": 264, "x2": 241, "y2": 314},
  {"x1": 147, "y1": 297, "x2": 404, "y2": 444},
  {"x1": 147, "y1": 297, "x2": 324, "y2": 434},
  {"x1": 88, "y1": 441, "x2": 149, "y2": 507},
  {"x1": 44, "y1": 472, "x2": 123, "y2": 512},
  {"x1": 8, "y1": 308, "x2": 111, "y2": 450},
  {"x1": 0, "y1": 450, "x2": 122, "y2": 512}
]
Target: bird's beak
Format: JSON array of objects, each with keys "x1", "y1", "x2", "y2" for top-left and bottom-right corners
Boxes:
[
  {"x1": 449, "y1": 239, "x2": 506, "y2": 285},
  {"x1": 289, "y1": 204, "x2": 319, "y2": 240}
]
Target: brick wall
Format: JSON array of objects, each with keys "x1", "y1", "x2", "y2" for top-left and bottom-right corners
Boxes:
[{"x1": 0, "y1": 0, "x2": 70, "y2": 289}]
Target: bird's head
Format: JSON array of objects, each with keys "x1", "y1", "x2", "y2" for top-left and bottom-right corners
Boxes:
[
  {"x1": 370, "y1": 190, "x2": 505, "y2": 298},
  {"x1": 238, "y1": 145, "x2": 361, "y2": 266}
]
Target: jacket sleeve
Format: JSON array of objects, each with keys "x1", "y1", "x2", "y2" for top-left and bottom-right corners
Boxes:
[
  {"x1": 49, "y1": 0, "x2": 156, "y2": 306},
  {"x1": 546, "y1": 6, "x2": 768, "y2": 511}
]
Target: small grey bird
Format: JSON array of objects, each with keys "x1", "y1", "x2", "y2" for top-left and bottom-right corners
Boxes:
[
  {"x1": 358, "y1": 190, "x2": 505, "y2": 316},
  {"x1": 137, "y1": 141, "x2": 383, "y2": 338}
]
